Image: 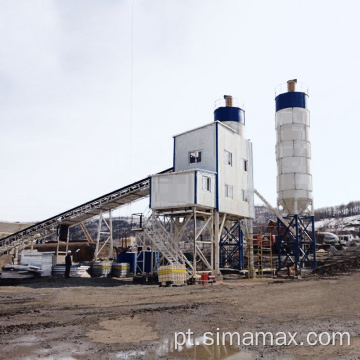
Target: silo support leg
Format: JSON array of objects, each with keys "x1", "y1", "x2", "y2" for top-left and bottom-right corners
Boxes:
[{"x1": 214, "y1": 212, "x2": 220, "y2": 276}]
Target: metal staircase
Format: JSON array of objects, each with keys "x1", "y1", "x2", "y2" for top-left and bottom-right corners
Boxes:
[{"x1": 142, "y1": 214, "x2": 193, "y2": 277}]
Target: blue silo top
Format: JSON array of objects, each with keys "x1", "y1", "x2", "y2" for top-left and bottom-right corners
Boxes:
[
  {"x1": 275, "y1": 92, "x2": 309, "y2": 112},
  {"x1": 214, "y1": 106, "x2": 245, "y2": 125}
]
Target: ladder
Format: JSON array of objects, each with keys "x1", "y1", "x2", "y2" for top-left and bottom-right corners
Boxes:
[{"x1": 254, "y1": 234, "x2": 274, "y2": 278}]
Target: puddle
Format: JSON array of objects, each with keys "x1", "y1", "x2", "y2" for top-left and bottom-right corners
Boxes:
[
  {"x1": 116, "y1": 350, "x2": 146, "y2": 359},
  {"x1": 8, "y1": 334, "x2": 38, "y2": 347},
  {"x1": 25, "y1": 357, "x2": 77, "y2": 360},
  {"x1": 4, "y1": 334, "x2": 88, "y2": 360},
  {"x1": 11, "y1": 333, "x2": 255, "y2": 360},
  {"x1": 117, "y1": 336, "x2": 255, "y2": 360}
]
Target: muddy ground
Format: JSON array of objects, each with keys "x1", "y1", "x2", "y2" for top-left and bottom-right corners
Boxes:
[{"x1": 0, "y1": 272, "x2": 360, "y2": 360}]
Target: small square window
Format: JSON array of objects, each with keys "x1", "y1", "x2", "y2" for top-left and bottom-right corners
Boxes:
[
  {"x1": 242, "y1": 189, "x2": 248, "y2": 202},
  {"x1": 202, "y1": 176, "x2": 211, "y2": 192},
  {"x1": 224, "y1": 150, "x2": 232, "y2": 166},
  {"x1": 190, "y1": 150, "x2": 201, "y2": 164},
  {"x1": 225, "y1": 184, "x2": 233, "y2": 198}
]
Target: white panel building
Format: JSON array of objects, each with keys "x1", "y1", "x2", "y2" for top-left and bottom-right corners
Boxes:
[
  {"x1": 150, "y1": 169, "x2": 216, "y2": 210},
  {"x1": 150, "y1": 96, "x2": 254, "y2": 219}
]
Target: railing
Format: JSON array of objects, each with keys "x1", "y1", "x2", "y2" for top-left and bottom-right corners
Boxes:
[
  {"x1": 214, "y1": 97, "x2": 244, "y2": 110},
  {"x1": 275, "y1": 81, "x2": 309, "y2": 97}
]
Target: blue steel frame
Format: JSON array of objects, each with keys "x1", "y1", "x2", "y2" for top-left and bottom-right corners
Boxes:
[
  {"x1": 219, "y1": 220, "x2": 244, "y2": 269},
  {"x1": 277, "y1": 215, "x2": 316, "y2": 269}
]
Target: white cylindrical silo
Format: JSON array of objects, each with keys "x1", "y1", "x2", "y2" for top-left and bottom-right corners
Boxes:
[{"x1": 275, "y1": 80, "x2": 313, "y2": 215}]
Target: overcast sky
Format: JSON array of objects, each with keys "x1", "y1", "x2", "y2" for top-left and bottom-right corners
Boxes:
[{"x1": 0, "y1": 0, "x2": 359, "y2": 222}]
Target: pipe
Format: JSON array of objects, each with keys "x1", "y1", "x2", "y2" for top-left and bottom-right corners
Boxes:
[
  {"x1": 287, "y1": 79, "x2": 297, "y2": 92},
  {"x1": 224, "y1": 95, "x2": 233, "y2": 107}
]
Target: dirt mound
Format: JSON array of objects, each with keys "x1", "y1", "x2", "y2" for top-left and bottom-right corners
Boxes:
[{"x1": 313, "y1": 245, "x2": 360, "y2": 276}]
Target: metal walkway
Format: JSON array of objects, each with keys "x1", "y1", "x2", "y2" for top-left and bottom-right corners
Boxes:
[{"x1": 0, "y1": 168, "x2": 173, "y2": 255}]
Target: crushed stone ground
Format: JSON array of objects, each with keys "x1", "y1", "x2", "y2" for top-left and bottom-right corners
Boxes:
[{"x1": 0, "y1": 273, "x2": 360, "y2": 359}]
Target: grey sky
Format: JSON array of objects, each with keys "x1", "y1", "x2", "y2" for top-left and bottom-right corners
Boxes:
[{"x1": 0, "y1": 0, "x2": 359, "y2": 221}]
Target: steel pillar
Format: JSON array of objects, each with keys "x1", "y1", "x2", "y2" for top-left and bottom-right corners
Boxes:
[
  {"x1": 277, "y1": 215, "x2": 316, "y2": 269},
  {"x1": 93, "y1": 211, "x2": 113, "y2": 261}
]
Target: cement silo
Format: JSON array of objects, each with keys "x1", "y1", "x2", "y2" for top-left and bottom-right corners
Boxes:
[
  {"x1": 274, "y1": 80, "x2": 316, "y2": 269},
  {"x1": 275, "y1": 79, "x2": 313, "y2": 215}
]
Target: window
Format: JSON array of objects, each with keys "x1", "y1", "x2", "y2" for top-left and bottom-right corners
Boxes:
[
  {"x1": 242, "y1": 189, "x2": 248, "y2": 202},
  {"x1": 189, "y1": 150, "x2": 201, "y2": 164},
  {"x1": 224, "y1": 150, "x2": 232, "y2": 166},
  {"x1": 225, "y1": 184, "x2": 233, "y2": 198},
  {"x1": 202, "y1": 176, "x2": 211, "y2": 192},
  {"x1": 242, "y1": 158, "x2": 248, "y2": 171}
]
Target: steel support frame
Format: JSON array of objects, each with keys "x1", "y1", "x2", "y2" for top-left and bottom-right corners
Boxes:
[
  {"x1": 277, "y1": 215, "x2": 316, "y2": 269},
  {"x1": 93, "y1": 210, "x2": 113, "y2": 260},
  {"x1": 80, "y1": 222, "x2": 95, "y2": 243},
  {"x1": 219, "y1": 219, "x2": 244, "y2": 270},
  {"x1": 193, "y1": 207, "x2": 214, "y2": 275},
  {"x1": 141, "y1": 208, "x2": 250, "y2": 277},
  {"x1": 144, "y1": 207, "x2": 214, "y2": 278}
]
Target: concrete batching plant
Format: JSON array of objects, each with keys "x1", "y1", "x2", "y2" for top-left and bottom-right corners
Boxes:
[
  {"x1": 149, "y1": 95, "x2": 254, "y2": 277},
  {"x1": 1, "y1": 83, "x2": 316, "y2": 280}
]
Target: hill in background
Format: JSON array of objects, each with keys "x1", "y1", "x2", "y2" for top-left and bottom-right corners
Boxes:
[
  {"x1": 2, "y1": 200, "x2": 360, "y2": 241},
  {"x1": 254, "y1": 200, "x2": 360, "y2": 236}
]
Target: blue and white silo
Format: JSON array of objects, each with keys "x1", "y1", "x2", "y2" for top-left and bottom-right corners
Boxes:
[
  {"x1": 275, "y1": 80, "x2": 316, "y2": 269},
  {"x1": 275, "y1": 79, "x2": 313, "y2": 216}
]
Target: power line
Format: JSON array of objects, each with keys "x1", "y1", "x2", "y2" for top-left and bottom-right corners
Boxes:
[{"x1": 129, "y1": 0, "x2": 134, "y2": 214}]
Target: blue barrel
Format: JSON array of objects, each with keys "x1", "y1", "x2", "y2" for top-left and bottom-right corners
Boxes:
[
  {"x1": 136, "y1": 251, "x2": 159, "y2": 273},
  {"x1": 117, "y1": 252, "x2": 136, "y2": 273},
  {"x1": 145, "y1": 251, "x2": 159, "y2": 273}
]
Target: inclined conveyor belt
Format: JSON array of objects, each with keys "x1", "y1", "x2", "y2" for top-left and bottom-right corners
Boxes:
[{"x1": 0, "y1": 168, "x2": 173, "y2": 254}]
